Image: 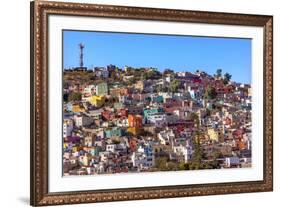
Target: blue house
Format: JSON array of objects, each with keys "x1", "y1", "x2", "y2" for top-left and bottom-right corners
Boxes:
[
  {"x1": 143, "y1": 107, "x2": 164, "y2": 123},
  {"x1": 153, "y1": 96, "x2": 164, "y2": 103},
  {"x1": 105, "y1": 127, "x2": 124, "y2": 138}
]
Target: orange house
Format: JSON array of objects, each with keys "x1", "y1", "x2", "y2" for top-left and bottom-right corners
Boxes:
[
  {"x1": 128, "y1": 114, "x2": 143, "y2": 127},
  {"x1": 236, "y1": 138, "x2": 246, "y2": 150}
]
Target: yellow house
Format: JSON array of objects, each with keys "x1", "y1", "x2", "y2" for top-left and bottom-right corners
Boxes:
[
  {"x1": 72, "y1": 104, "x2": 85, "y2": 113},
  {"x1": 72, "y1": 146, "x2": 78, "y2": 153},
  {"x1": 89, "y1": 95, "x2": 105, "y2": 107},
  {"x1": 207, "y1": 128, "x2": 219, "y2": 142},
  {"x1": 63, "y1": 143, "x2": 69, "y2": 149},
  {"x1": 127, "y1": 127, "x2": 142, "y2": 136}
]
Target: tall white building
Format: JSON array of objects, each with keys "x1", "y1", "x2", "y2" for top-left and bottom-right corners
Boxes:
[{"x1": 63, "y1": 119, "x2": 73, "y2": 138}]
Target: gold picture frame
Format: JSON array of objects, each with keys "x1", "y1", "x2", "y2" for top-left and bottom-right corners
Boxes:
[{"x1": 30, "y1": 0, "x2": 273, "y2": 206}]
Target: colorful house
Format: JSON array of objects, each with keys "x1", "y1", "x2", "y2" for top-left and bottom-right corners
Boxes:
[
  {"x1": 101, "y1": 110, "x2": 115, "y2": 121},
  {"x1": 117, "y1": 108, "x2": 128, "y2": 117},
  {"x1": 110, "y1": 87, "x2": 130, "y2": 97},
  {"x1": 153, "y1": 95, "x2": 164, "y2": 103},
  {"x1": 129, "y1": 138, "x2": 138, "y2": 152},
  {"x1": 72, "y1": 104, "x2": 85, "y2": 113},
  {"x1": 89, "y1": 95, "x2": 105, "y2": 107},
  {"x1": 90, "y1": 146, "x2": 101, "y2": 156},
  {"x1": 128, "y1": 114, "x2": 143, "y2": 128},
  {"x1": 127, "y1": 127, "x2": 142, "y2": 136},
  {"x1": 147, "y1": 113, "x2": 167, "y2": 127},
  {"x1": 96, "y1": 82, "x2": 108, "y2": 96},
  {"x1": 207, "y1": 128, "x2": 223, "y2": 142},
  {"x1": 143, "y1": 108, "x2": 164, "y2": 120},
  {"x1": 105, "y1": 127, "x2": 124, "y2": 138}
]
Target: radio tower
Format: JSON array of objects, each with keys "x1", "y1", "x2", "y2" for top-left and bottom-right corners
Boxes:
[{"x1": 79, "y1": 43, "x2": 84, "y2": 68}]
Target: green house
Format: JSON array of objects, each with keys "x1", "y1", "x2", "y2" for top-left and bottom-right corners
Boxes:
[
  {"x1": 143, "y1": 108, "x2": 164, "y2": 119},
  {"x1": 90, "y1": 146, "x2": 101, "y2": 156},
  {"x1": 96, "y1": 82, "x2": 108, "y2": 96},
  {"x1": 105, "y1": 127, "x2": 124, "y2": 138},
  {"x1": 154, "y1": 96, "x2": 164, "y2": 103}
]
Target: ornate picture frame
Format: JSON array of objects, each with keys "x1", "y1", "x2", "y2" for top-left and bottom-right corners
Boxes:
[{"x1": 30, "y1": 0, "x2": 273, "y2": 206}]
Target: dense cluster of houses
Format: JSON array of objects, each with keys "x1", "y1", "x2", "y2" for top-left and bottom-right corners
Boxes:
[{"x1": 63, "y1": 65, "x2": 252, "y2": 176}]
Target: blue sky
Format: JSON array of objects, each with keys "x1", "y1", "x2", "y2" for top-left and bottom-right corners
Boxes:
[{"x1": 63, "y1": 30, "x2": 251, "y2": 84}]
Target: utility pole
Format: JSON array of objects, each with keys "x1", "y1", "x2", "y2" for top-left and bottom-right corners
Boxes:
[{"x1": 79, "y1": 43, "x2": 84, "y2": 68}]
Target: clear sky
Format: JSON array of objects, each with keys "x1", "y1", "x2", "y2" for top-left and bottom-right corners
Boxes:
[{"x1": 63, "y1": 30, "x2": 251, "y2": 84}]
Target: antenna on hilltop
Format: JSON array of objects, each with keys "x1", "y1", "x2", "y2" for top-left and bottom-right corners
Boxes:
[{"x1": 79, "y1": 43, "x2": 84, "y2": 68}]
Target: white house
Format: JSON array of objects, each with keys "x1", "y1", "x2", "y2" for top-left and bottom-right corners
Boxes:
[
  {"x1": 146, "y1": 112, "x2": 167, "y2": 127},
  {"x1": 63, "y1": 119, "x2": 73, "y2": 138},
  {"x1": 95, "y1": 67, "x2": 109, "y2": 78},
  {"x1": 131, "y1": 151, "x2": 153, "y2": 170},
  {"x1": 106, "y1": 144, "x2": 116, "y2": 153},
  {"x1": 83, "y1": 84, "x2": 96, "y2": 95},
  {"x1": 158, "y1": 92, "x2": 173, "y2": 103},
  {"x1": 84, "y1": 136, "x2": 93, "y2": 147},
  {"x1": 92, "y1": 163, "x2": 105, "y2": 174},
  {"x1": 90, "y1": 128, "x2": 105, "y2": 140},
  {"x1": 131, "y1": 152, "x2": 146, "y2": 170},
  {"x1": 157, "y1": 129, "x2": 175, "y2": 145},
  {"x1": 173, "y1": 144, "x2": 193, "y2": 163},
  {"x1": 225, "y1": 156, "x2": 240, "y2": 167},
  {"x1": 131, "y1": 142, "x2": 154, "y2": 170},
  {"x1": 115, "y1": 118, "x2": 128, "y2": 127},
  {"x1": 183, "y1": 146, "x2": 194, "y2": 162},
  {"x1": 74, "y1": 115, "x2": 93, "y2": 127},
  {"x1": 187, "y1": 86, "x2": 196, "y2": 99}
]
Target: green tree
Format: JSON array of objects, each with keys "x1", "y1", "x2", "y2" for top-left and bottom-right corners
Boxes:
[
  {"x1": 214, "y1": 68, "x2": 222, "y2": 78},
  {"x1": 63, "y1": 82, "x2": 69, "y2": 89},
  {"x1": 209, "y1": 151, "x2": 222, "y2": 169},
  {"x1": 163, "y1": 69, "x2": 174, "y2": 76},
  {"x1": 178, "y1": 162, "x2": 189, "y2": 170},
  {"x1": 167, "y1": 162, "x2": 179, "y2": 171},
  {"x1": 155, "y1": 157, "x2": 168, "y2": 171},
  {"x1": 68, "y1": 92, "x2": 82, "y2": 102},
  {"x1": 204, "y1": 86, "x2": 217, "y2": 100},
  {"x1": 190, "y1": 114, "x2": 204, "y2": 170},
  {"x1": 144, "y1": 69, "x2": 161, "y2": 80},
  {"x1": 223, "y1": 72, "x2": 232, "y2": 84},
  {"x1": 170, "y1": 80, "x2": 180, "y2": 93}
]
